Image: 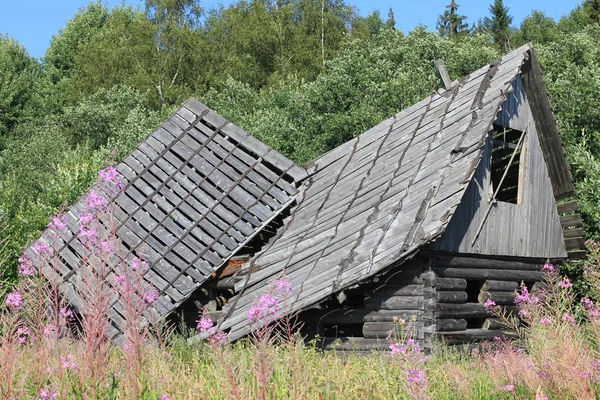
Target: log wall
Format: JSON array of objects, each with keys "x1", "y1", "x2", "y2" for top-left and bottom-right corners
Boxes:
[{"x1": 299, "y1": 253, "x2": 547, "y2": 352}]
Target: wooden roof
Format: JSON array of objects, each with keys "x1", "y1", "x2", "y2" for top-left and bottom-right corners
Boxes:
[
  {"x1": 220, "y1": 44, "x2": 555, "y2": 340},
  {"x1": 27, "y1": 99, "x2": 307, "y2": 338}
]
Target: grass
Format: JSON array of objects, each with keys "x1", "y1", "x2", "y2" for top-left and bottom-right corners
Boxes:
[{"x1": 1, "y1": 168, "x2": 600, "y2": 399}]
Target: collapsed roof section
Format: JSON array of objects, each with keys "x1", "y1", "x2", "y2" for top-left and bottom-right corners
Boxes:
[
  {"x1": 219, "y1": 44, "x2": 547, "y2": 340},
  {"x1": 26, "y1": 99, "x2": 307, "y2": 338}
]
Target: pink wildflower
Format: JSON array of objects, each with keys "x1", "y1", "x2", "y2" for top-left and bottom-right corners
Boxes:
[
  {"x1": 60, "y1": 307, "x2": 74, "y2": 322},
  {"x1": 99, "y1": 240, "x2": 114, "y2": 255},
  {"x1": 389, "y1": 342, "x2": 402, "y2": 357},
  {"x1": 484, "y1": 299, "x2": 499, "y2": 313},
  {"x1": 18, "y1": 256, "x2": 35, "y2": 276},
  {"x1": 502, "y1": 384, "x2": 515, "y2": 391},
  {"x1": 248, "y1": 293, "x2": 279, "y2": 322},
  {"x1": 17, "y1": 327, "x2": 31, "y2": 344},
  {"x1": 558, "y1": 277, "x2": 573, "y2": 289},
  {"x1": 540, "y1": 317, "x2": 553, "y2": 326},
  {"x1": 514, "y1": 286, "x2": 538, "y2": 306},
  {"x1": 143, "y1": 290, "x2": 159, "y2": 304},
  {"x1": 562, "y1": 313, "x2": 576, "y2": 326},
  {"x1": 580, "y1": 371, "x2": 592, "y2": 379},
  {"x1": 86, "y1": 191, "x2": 106, "y2": 211},
  {"x1": 48, "y1": 215, "x2": 67, "y2": 232},
  {"x1": 161, "y1": 396, "x2": 173, "y2": 400},
  {"x1": 274, "y1": 279, "x2": 292, "y2": 294},
  {"x1": 130, "y1": 257, "x2": 148, "y2": 272},
  {"x1": 542, "y1": 263, "x2": 555, "y2": 273},
  {"x1": 407, "y1": 368, "x2": 427, "y2": 385},
  {"x1": 39, "y1": 389, "x2": 58, "y2": 400},
  {"x1": 79, "y1": 212, "x2": 94, "y2": 226},
  {"x1": 77, "y1": 226, "x2": 97, "y2": 242},
  {"x1": 60, "y1": 354, "x2": 77, "y2": 371},
  {"x1": 197, "y1": 317, "x2": 214, "y2": 333},
  {"x1": 33, "y1": 242, "x2": 51, "y2": 255},
  {"x1": 5, "y1": 291, "x2": 22, "y2": 310},
  {"x1": 208, "y1": 330, "x2": 228, "y2": 346},
  {"x1": 99, "y1": 166, "x2": 123, "y2": 193},
  {"x1": 114, "y1": 275, "x2": 127, "y2": 289}
]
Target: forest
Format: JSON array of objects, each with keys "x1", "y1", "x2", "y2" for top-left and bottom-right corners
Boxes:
[
  {"x1": 3, "y1": 1, "x2": 600, "y2": 399},
  {"x1": 1, "y1": 0, "x2": 600, "y2": 280}
]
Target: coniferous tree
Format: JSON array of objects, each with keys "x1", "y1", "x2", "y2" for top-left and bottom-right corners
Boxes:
[
  {"x1": 387, "y1": 8, "x2": 396, "y2": 30},
  {"x1": 484, "y1": 0, "x2": 513, "y2": 52},
  {"x1": 436, "y1": 0, "x2": 468, "y2": 41}
]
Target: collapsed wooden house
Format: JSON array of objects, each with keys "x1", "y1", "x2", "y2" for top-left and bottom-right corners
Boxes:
[{"x1": 28, "y1": 43, "x2": 584, "y2": 350}]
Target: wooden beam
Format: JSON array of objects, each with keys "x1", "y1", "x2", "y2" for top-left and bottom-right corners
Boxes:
[
  {"x1": 434, "y1": 59, "x2": 453, "y2": 90},
  {"x1": 560, "y1": 214, "x2": 583, "y2": 228},
  {"x1": 481, "y1": 280, "x2": 518, "y2": 292},
  {"x1": 557, "y1": 200, "x2": 579, "y2": 214},
  {"x1": 437, "y1": 318, "x2": 468, "y2": 331},
  {"x1": 521, "y1": 47, "x2": 575, "y2": 198}
]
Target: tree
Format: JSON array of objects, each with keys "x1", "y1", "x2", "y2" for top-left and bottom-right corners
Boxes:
[
  {"x1": 0, "y1": 36, "x2": 40, "y2": 140},
  {"x1": 437, "y1": 1, "x2": 468, "y2": 41},
  {"x1": 520, "y1": 10, "x2": 557, "y2": 45},
  {"x1": 484, "y1": 0, "x2": 513, "y2": 52},
  {"x1": 387, "y1": 8, "x2": 396, "y2": 30}
]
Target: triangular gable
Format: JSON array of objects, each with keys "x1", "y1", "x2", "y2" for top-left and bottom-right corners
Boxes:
[
  {"x1": 220, "y1": 45, "x2": 534, "y2": 340},
  {"x1": 26, "y1": 99, "x2": 307, "y2": 338}
]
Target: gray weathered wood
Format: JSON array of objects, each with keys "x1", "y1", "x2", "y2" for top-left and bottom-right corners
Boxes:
[
  {"x1": 437, "y1": 318, "x2": 468, "y2": 331},
  {"x1": 436, "y1": 291, "x2": 468, "y2": 303},
  {"x1": 481, "y1": 280, "x2": 518, "y2": 292}
]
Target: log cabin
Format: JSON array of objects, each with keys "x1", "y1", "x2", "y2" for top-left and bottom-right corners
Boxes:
[{"x1": 27, "y1": 43, "x2": 584, "y2": 351}]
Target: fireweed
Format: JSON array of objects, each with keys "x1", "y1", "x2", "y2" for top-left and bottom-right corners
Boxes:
[
  {"x1": 387, "y1": 316, "x2": 429, "y2": 400},
  {"x1": 483, "y1": 262, "x2": 598, "y2": 398}
]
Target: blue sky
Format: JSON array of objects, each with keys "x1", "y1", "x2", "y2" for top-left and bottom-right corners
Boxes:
[{"x1": 1, "y1": 0, "x2": 584, "y2": 59}]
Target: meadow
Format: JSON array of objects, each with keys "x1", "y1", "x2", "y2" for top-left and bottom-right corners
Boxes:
[{"x1": 1, "y1": 169, "x2": 600, "y2": 400}]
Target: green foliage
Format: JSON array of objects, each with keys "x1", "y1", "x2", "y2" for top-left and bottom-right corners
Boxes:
[
  {"x1": 0, "y1": 36, "x2": 40, "y2": 139},
  {"x1": 202, "y1": 30, "x2": 498, "y2": 164},
  {"x1": 437, "y1": 1, "x2": 469, "y2": 41},
  {"x1": 519, "y1": 10, "x2": 558, "y2": 45},
  {"x1": 483, "y1": 0, "x2": 513, "y2": 52}
]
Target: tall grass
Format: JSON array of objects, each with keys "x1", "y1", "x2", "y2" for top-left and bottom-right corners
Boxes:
[{"x1": 1, "y1": 168, "x2": 600, "y2": 399}]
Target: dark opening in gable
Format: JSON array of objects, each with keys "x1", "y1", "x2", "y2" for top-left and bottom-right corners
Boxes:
[{"x1": 491, "y1": 124, "x2": 526, "y2": 204}]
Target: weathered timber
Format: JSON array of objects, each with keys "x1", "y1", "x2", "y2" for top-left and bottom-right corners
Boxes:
[
  {"x1": 433, "y1": 267, "x2": 544, "y2": 281},
  {"x1": 561, "y1": 214, "x2": 583, "y2": 228},
  {"x1": 521, "y1": 48, "x2": 574, "y2": 198},
  {"x1": 432, "y1": 255, "x2": 543, "y2": 271},
  {"x1": 435, "y1": 277, "x2": 467, "y2": 291},
  {"x1": 478, "y1": 291, "x2": 516, "y2": 305},
  {"x1": 563, "y1": 228, "x2": 584, "y2": 239},
  {"x1": 363, "y1": 322, "x2": 425, "y2": 340},
  {"x1": 482, "y1": 318, "x2": 506, "y2": 330},
  {"x1": 321, "y1": 337, "x2": 389, "y2": 352},
  {"x1": 565, "y1": 237, "x2": 586, "y2": 251},
  {"x1": 436, "y1": 318, "x2": 468, "y2": 331},
  {"x1": 568, "y1": 250, "x2": 587, "y2": 260},
  {"x1": 436, "y1": 291, "x2": 468, "y2": 303},
  {"x1": 439, "y1": 329, "x2": 515, "y2": 345},
  {"x1": 557, "y1": 200, "x2": 579, "y2": 214},
  {"x1": 436, "y1": 303, "x2": 519, "y2": 319},
  {"x1": 364, "y1": 295, "x2": 422, "y2": 310},
  {"x1": 368, "y1": 284, "x2": 422, "y2": 297},
  {"x1": 481, "y1": 280, "x2": 518, "y2": 292}
]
